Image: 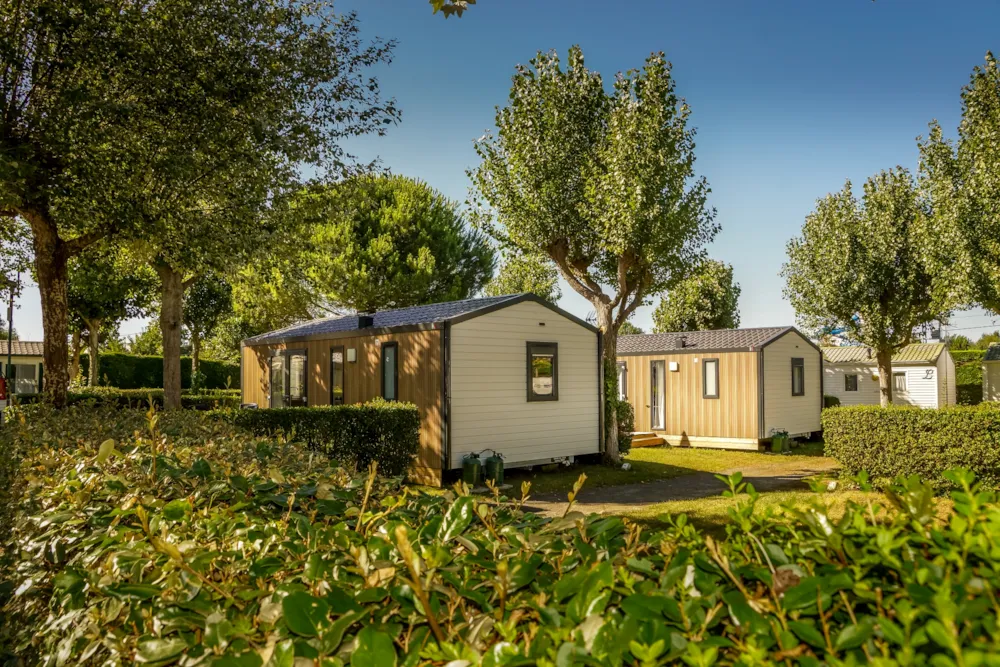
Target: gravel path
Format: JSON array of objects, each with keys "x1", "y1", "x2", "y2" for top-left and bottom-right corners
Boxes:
[{"x1": 521, "y1": 457, "x2": 840, "y2": 518}]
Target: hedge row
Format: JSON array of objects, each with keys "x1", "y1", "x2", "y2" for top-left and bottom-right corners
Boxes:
[
  {"x1": 17, "y1": 387, "x2": 241, "y2": 410},
  {"x1": 956, "y1": 351, "x2": 985, "y2": 405},
  {"x1": 3, "y1": 404, "x2": 1000, "y2": 664},
  {"x1": 219, "y1": 400, "x2": 420, "y2": 476},
  {"x1": 78, "y1": 352, "x2": 239, "y2": 389},
  {"x1": 823, "y1": 403, "x2": 1000, "y2": 488}
]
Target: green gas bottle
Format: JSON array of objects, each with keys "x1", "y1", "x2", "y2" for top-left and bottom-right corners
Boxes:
[
  {"x1": 484, "y1": 452, "x2": 504, "y2": 486},
  {"x1": 462, "y1": 453, "x2": 482, "y2": 486}
]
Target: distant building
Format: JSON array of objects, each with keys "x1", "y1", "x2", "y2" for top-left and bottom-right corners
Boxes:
[
  {"x1": 822, "y1": 343, "x2": 956, "y2": 408},
  {"x1": 0, "y1": 340, "x2": 44, "y2": 394}
]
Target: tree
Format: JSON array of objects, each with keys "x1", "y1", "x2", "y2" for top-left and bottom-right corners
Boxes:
[
  {"x1": 129, "y1": 321, "x2": 163, "y2": 357},
  {"x1": 618, "y1": 321, "x2": 644, "y2": 335},
  {"x1": 67, "y1": 246, "x2": 155, "y2": 386},
  {"x1": 976, "y1": 331, "x2": 1000, "y2": 349},
  {"x1": 300, "y1": 175, "x2": 494, "y2": 312},
  {"x1": 946, "y1": 334, "x2": 972, "y2": 350},
  {"x1": 484, "y1": 253, "x2": 561, "y2": 302},
  {"x1": 470, "y1": 47, "x2": 716, "y2": 463},
  {"x1": 183, "y1": 275, "x2": 233, "y2": 388},
  {"x1": 652, "y1": 260, "x2": 740, "y2": 332},
  {"x1": 782, "y1": 168, "x2": 952, "y2": 406},
  {"x1": 430, "y1": 0, "x2": 476, "y2": 17}
]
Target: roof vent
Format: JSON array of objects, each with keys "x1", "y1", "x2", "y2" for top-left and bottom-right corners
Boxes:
[
  {"x1": 679, "y1": 335, "x2": 688, "y2": 349},
  {"x1": 358, "y1": 313, "x2": 375, "y2": 329}
]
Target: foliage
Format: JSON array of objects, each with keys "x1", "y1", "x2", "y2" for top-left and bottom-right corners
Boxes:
[
  {"x1": 299, "y1": 175, "x2": 495, "y2": 313},
  {"x1": 5, "y1": 405, "x2": 1000, "y2": 664},
  {"x1": 616, "y1": 399, "x2": 635, "y2": 456},
  {"x1": 822, "y1": 403, "x2": 1000, "y2": 488},
  {"x1": 219, "y1": 401, "x2": 421, "y2": 477},
  {"x1": 954, "y1": 349, "x2": 985, "y2": 405},
  {"x1": 946, "y1": 334, "x2": 973, "y2": 350},
  {"x1": 653, "y1": 260, "x2": 741, "y2": 332},
  {"x1": 618, "y1": 321, "x2": 644, "y2": 335},
  {"x1": 16, "y1": 388, "x2": 241, "y2": 410},
  {"x1": 484, "y1": 253, "x2": 562, "y2": 303},
  {"x1": 470, "y1": 46, "x2": 716, "y2": 462},
  {"x1": 78, "y1": 353, "x2": 238, "y2": 390},
  {"x1": 823, "y1": 395, "x2": 841, "y2": 408},
  {"x1": 783, "y1": 168, "x2": 953, "y2": 405},
  {"x1": 430, "y1": 0, "x2": 476, "y2": 17},
  {"x1": 183, "y1": 276, "x2": 234, "y2": 347},
  {"x1": 920, "y1": 53, "x2": 1000, "y2": 315},
  {"x1": 128, "y1": 321, "x2": 164, "y2": 356},
  {"x1": 976, "y1": 331, "x2": 1000, "y2": 349}
]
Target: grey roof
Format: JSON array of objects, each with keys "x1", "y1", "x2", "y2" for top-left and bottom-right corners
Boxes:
[
  {"x1": 246, "y1": 294, "x2": 530, "y2": 344},
  {"x1": 617, "y1": 327, "x2": 794, "y2": 355},
  {"x1": 0, "y1": 340, "x2": 44, "y2": 356},
  {"x1": 985, "y1": 344, "x2": 1000, "y2": 362}
]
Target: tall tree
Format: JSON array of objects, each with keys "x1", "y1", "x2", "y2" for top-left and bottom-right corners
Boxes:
[
  {"x1": 484, "y1": 253, "x2": 562, "y2": 303},
  {"x1": 67, "y1": 246, "x2": 154, "y2": 386},
  {"x1": 300, "y1": 175, "x2": 494, "y2": 312},
  {"x1": 618, "y1": 321, "x2": 644, "y2": 335},
  {"x1": 183, "y1": 275, "x2": 233, "y2": 388},
  {"x1": 652, "y1": 260, "x2": 740, "y2": 332},
  {"x1": 782, "y1": 168, "x2": 951, "y2": 406},
  {"x1": 470, "y1": 47, "x2": 716, "y2": 462}
]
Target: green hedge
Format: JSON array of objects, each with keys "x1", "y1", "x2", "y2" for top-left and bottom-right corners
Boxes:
[
  {"x1": 5, "y1": 404, "x2": 1000, "y2": 663},
  {"x1": 823, "y1": 394, "x2": 841, "y2": 408},
  {"x1": 956, "y1": 352, "x2": 984, "y2": 405},
  {"x1": 16, "y1": 387, "x2": 241, "y2": 410},
  {"x1": 78, "y1": 352, "x2": 239, "y2": 389},
  {"x1": 221, "y1": 400, "x2": 420, "y2": 477},
  {"x1": 823, "y1": 403, "x2": 1000, "y2": 488}
]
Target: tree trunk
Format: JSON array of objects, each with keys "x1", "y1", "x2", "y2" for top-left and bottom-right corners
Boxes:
[
  {"x1": 70, "y1": 330, "x2": 81, "y2": 383},
  {"x1": 596, "y1": 303, "x2": 620, "y2": 465},
  {"x1": 156, "y1": 263, "x2": 184, "y2": 410},
  {"x1": 85, "y1": 319, "x2": 101, "y2": 386},
  {"x1": 27, "y1": 212, "x2": 70, "y2": 406},
  {"x1": 876, "y1": 347, "x2": 893, "y2": 407},
  {"x1": 191, "y1": 330, "x2": 200, "y2": 389}
]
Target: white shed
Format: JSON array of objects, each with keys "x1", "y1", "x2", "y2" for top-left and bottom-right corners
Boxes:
[
  {"x1": 822, "y1": 343, "x2": 956, "y2": 408},
  {"x1": 982, "y1": 344, "x2": 1000, "y2": 401}
]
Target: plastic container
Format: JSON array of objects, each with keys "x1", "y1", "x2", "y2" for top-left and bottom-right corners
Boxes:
[
  {"x1": 484, "y1": 452, "x2": 504, "y2": 485},
  {"x1": 462, "y1": 453, "x2": 482, "y2": 486}
]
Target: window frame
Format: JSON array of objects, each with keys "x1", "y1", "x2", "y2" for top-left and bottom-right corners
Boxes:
[
  {"x1": 893, "y1": 371, "x2": 907, "y2": 393},
  {"x1": 381, "y1": 342, "x2": 399, "y2": 401},
  {"x1": 791, "y1": 357, "x2": 805, "y2": 396},
  {"x1": 526, "y1": 341, "x2": 559, "y2": 402},
  {"x1": 702, "y1": 357, "x2": 720, "y2": 399},
  {"x1": 617, "y1": 361, "x2": 628, "y2": 400},
  {"x1": 330, "y1": 345, "x2": 346, "y2": 405},
  {"x1": 845, "y1": 374, "x2": 858, "y2": 392},
  {"x1": 269, "y1": 348, "x2": 308, "y2": 408}
]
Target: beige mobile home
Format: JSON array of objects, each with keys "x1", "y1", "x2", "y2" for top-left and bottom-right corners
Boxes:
[
  {"x1": 616, "y1": 328, "x2": 822, "y2": 450},
  {"x1": 822, "y1": 343, "x2": 955, "y2": 408},
  {"x1": 984, "y1": 345, "x2": 1000, "y2": 402},
  {"x1": 242, "y1": 294, "x2": 601, "y2": 485}
]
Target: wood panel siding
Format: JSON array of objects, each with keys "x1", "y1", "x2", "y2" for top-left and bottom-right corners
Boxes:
[
  {"x1": 449, "y1": 300, "x2": 600, "y2": 468},
  {"x1": 762, "y1": 330, "x2": 822, "y2": 436},
  {"x1": 938, "y1": 351, "x2": 957, "y2": 407},
  {"x1": 618, "y1": 350, "x2": 759, "y2": 441},
  {"x1": 242, "y1": 329, "x2": 443, "y2": 484}
]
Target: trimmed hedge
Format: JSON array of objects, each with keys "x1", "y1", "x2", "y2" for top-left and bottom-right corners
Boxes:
[
  {"x1": 955, "y1": 350, "x2": 985, "y2": 405},
  {"x1": 79, "y1": 352, "x2": 239, "y2": 389},
  {"x1": 16, "y1": 387, "x2": 241, "y2": 410},
  {"x1": 823, "y1": 403, "x2": 1000, "y2": 488},
  {"x1": 222, "y1": 400, "x2": 420, "y2": 476},
  {"x1": 823, "y1": 394, "x2": 841, "y2": 408}
]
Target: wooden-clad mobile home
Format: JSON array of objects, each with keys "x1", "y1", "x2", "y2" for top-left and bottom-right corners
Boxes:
[
  {"x1": 241, "y1": 294, "x2": 601, "y2": 485},
  {"x1": 616, "y1": 327, "x2": 822, "y2": 450}
]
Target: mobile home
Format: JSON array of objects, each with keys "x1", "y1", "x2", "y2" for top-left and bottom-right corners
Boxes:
[
  {"x1": 822, "y1": 343, "x2": 956, "y2": 408},
  {"x1": 616, "y1": 327, "x2": 823, "y2": 450},
  {"x1": 241, "y1": 294, "x2": 601, "y2": 485}
]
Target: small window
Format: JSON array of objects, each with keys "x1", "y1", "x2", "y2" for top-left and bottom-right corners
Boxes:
[
  {"x1": 527, "y1": 342, "x2": 558, "y2": 401},
  {"x1": 331, "y1": 346, "x2": 345, "y2": 405},
  {"x1": 845, "y1": 374, "x2": 858, "y2": 392},
  {"x1": 703, "y1": 358, "x2": 719, "y2": 399},
  {"x1": 893, "y1": 372, "x2": 907, "y2": 393},
  {"x1": 791, "y1": 358, "x2": 805, "y2": 396},
  {"x1": 617, "y1": 361, "x2": 627, "y2": 400},
  {"x1": 10, "y1": 364, "x2": 37, "y2": 394},
  {"x1": 381, "y1": 342, "x2": 398, "y2": 401}
]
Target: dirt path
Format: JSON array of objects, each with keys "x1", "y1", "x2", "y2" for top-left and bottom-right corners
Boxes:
[{"x1": 521, "y1": 457, "x2": 839, "y2": 518}]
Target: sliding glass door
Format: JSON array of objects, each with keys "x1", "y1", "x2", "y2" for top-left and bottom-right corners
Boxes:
[
  {"x1": 650, "y1": 360, "x2": 665, "y2": 430},
  {"x1": 269, "y1": 349, "x2": 307, "y2": 407}
]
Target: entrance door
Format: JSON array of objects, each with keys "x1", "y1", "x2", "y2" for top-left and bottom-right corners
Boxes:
[
  {"x1": 269, "y1": 349, "x2": 308, "y2": 407},
  {"x1": 650, "y1": 360, "x2": 665, "y2": 430},
  {"x1": 269, "y1": 355, "x2": 285, "y2": 408}
]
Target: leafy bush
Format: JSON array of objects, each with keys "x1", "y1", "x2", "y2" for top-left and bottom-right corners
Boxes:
[
  {"x1": 954, "y1": 350, "x2": 985, "y2": 405},
  {"x1": 16, "y1": 387, "x2": 241, "y2": 410},
  {"x1": 823, "y1": 403, "x2": 1000, "y2": 488},
  {"x1": 616, "y1": 399, "x2": 634, "y2": 456},
  {"x1": 951, "y1": 349, "x2": 986, "y2": 364},
  {"x1": 220, "y1": 400, "x2": 420, "y2": 476},
  {"x1": 4, "y1": 404, "x2": 1000, "y2": 664},
  {"x1": 823, "y1": 394, "x2": 841, "y2": 408},
  {"x1": 79, "y1": 352, "x2": 239, "y2": 389}
]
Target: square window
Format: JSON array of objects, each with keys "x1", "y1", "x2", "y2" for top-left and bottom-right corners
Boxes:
[
  {"x1": 845, "y1": 374, "x2": 858, "y2": 392},
  {"x1": 527, "y1": 342, "x2": 558, "y2": 401},
  {"x1": 703, "y1": 358, "x2": 719, "y2": 399},
  {"x1": 791, "y1": 358, "x2": 805, "y2": 396}
]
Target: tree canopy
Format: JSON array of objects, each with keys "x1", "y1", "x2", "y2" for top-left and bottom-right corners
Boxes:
[
  {"x1": 484, "y1": 253, "x2": 562, "y2": 303},
  {"x1": 618, "y1": 321, "x2": 644, "y2": 335},
  {"x1": 652, "y1": 260, "x2": 740, "y2": 332},
  {"x1": 300, "y1": 175, "x2": 494, "y2": 313},
  {"x1": 782, "y1": 168, "x2": 952, "y2": 406},
  {"x1": 470, "y1": 46, "x2": 716, "y2": 462}
]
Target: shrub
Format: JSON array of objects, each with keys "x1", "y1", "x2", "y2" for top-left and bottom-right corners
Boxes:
[
  {"x1": 4, "y1": 404, "x2": 1000, "y2": 664},
  {"x1": 221, "y1": 400, "x2": 420, "y2": 476},
  {"x1": 823, "y1": 403, "x2": 1000, "y2": 488},
  {"x1": 79, "y1": 352, "x2": 239, "y2": 389},
  {"x1": 16, "y1": 387, "x2": 241, "y2": 410},
  {"x1": 954, "y1": 350, "x2": 985, "y2": 405},
  {"x1": 616, "y1": 399, "x2": 634, "y2": 456},
  {"x1": 823, "y1": 394, "x2": 841, "y2": 408}
]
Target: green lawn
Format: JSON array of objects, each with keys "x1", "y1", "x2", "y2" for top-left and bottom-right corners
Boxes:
[{"x1": 506, "y1": 439, "x2": 827, "y2": 496}]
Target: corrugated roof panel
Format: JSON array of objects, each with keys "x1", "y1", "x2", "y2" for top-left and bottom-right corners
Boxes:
[{"x1": 821, "y1": 343, "x2": 945, "y2": 365}]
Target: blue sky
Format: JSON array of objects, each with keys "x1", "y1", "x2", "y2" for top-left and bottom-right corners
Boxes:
[{"x1": 12, "y1": 0, "x2": 1000, "y2": 340}]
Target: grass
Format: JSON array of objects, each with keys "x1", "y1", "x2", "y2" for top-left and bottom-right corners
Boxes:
[{"x1": 506, "y1": 439, "x2": 828, "y2": 496}]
